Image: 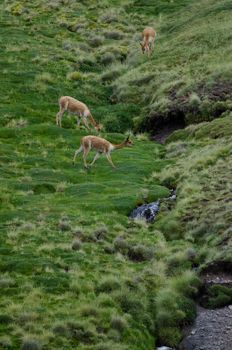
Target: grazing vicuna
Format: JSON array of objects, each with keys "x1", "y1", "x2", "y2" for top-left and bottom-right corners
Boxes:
[
  {"x1": 73, "y1": 135, "x2": 133, "y2": 168},
  {"x1": 56, "y1": 96, "x2": 101, "y2": 132},
  {"x1": 140, "y1": 27, "x2": 156, "y2": 56}
]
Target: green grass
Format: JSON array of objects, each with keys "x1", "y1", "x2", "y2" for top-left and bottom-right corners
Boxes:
[{"x1": 0, "y1": 0, "x2": 232, "y2": 349}]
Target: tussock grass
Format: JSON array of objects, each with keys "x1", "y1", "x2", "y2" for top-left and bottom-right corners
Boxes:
[{"x1": 0, "y1": 0, "x2": 231, "y2": 349}]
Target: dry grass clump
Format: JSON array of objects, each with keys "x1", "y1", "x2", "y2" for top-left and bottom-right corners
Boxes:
[
  {"x1": 104, "y1": 31, "x2": 124, "y2": 40},
  {"x1": 66, "y1": 320, "x2": 96, "y2": 343},
  {"x1": 59, "y1": 217, "x2": 71, "y2": 231},
  {"x1": 71, "y1": 239, "x2": 82, "y2": 250},
  {"x1": 72, "y1": 227, "x2": 86, "y2": 240},
  {"x1": 92, "y1": 225, "x2": 108, "y2": 241},
  {"x1": 100, "y1": 52, "x2": 116, "y2": 65},
  {"x1": 88, "y1": 34, "x2": 104, "y2": 47},
  {"x1": 0, "y1": 336, "x2": 12, "y2": 348},
  {"x1": 101, "y1": 66, "x2": 124, "y2": 83},
  {"x1": 52, "y1": 323, "x2": 67, "y2": 337},
  {"x1": 35, "y1": 72, "x2": 52, "y2": 84},
  {"x1": 0, "y1": 276, "x2": 15, "y2": 288},
  {"x1": 113, "y1": 236, "x2": 129, "y2": 254},
  {"x1": 56, "y1": 181, "x2": 68, "y2": 192},
  {"x1": 110, "y1": 315, "x2": 128, "y2": 333},
  {"x1": 7, "y1": 118, "x2": 28, "y2": 128},
  {"x1": 128, "y1": 244, "x2": 154, "y2": 262},
  {"x1": 21, "y1": 337, "x2": 42, "y2": 350},
  {"x1": 99, "y1": 9, "x2": 122, "y2": 23},
  {"x1": 18, "y1": 312, "x2": 38, "y2": 326},
  {"x1": 96, "y1": 276, "x2": 121, "y2": 294},
  {"x1": 79, "y1": 305, "x2": 99, "y2": 317}
]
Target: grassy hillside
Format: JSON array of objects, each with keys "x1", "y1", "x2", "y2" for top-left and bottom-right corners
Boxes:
[
  {"x1": 153, "y1": 114, "x2": 232, "y2": 262},
  {"x1": 0, "y1": 0, "x2": 231, "y2": 349}
]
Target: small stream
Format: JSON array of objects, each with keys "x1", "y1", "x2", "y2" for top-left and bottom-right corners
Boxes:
[
  {"x1": 130, "y1": 192, "x2": 232, "y2": 350},
  {"x1": 130, "y1": 189, "x2": 176, "y2": 223}
]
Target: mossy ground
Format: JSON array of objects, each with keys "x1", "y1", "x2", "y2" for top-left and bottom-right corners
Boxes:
[{"x1": 0, "y1": 0, "x2": 231, "y2": 349}]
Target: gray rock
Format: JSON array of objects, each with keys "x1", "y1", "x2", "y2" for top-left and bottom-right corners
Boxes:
[{"x1": 130, "y1": 201, "x2": 160, "y2": 223}]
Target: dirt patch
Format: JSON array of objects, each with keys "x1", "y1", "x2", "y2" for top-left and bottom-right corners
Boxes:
[
  {"x1": 143, "y1": 80, "x2": 232, "y2": 138},
  {"x1": 179, "y1": 305, "x2": 232, "y2": 350},
  {"x1": 200, "y1": 261, "x2": 232, "y2": 287},
  {"x1": 152, "y1": 122, "x2": 185, "y2": 144}
]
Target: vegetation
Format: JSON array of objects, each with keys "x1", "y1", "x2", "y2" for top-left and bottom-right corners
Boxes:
[{"x1": 0, "y1": 0, "x2": 231, "y2": 349}]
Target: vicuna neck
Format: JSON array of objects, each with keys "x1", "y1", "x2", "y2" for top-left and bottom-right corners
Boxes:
[
  {"x1": 89, "y1": 114, "x2": 97, "y2": 127},
  {"x1": 112, "y1": 141, "x2": 126, "y2": 150}
]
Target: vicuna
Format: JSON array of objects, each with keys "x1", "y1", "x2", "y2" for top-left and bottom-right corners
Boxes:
[
  {"x1": 73, "y1": 135, "x2": 133, "y2": 168},
  {"x1": 56, "y1": 96, "x2": 101, "y2": 132},
  {"x1": 140, "y1": 27, "x2": 156, "y2": 56}
]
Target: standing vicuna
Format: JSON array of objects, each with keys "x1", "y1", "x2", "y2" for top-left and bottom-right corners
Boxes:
[
  {"x1": 73, "y1": 135, "x2": 133, "y2": 168},
  {"x1": 56, "y1": 96, "x2": 102, "y2": 132},
  {"x1": 140, "y1": 27, "x2": 156, "y2": 56}
]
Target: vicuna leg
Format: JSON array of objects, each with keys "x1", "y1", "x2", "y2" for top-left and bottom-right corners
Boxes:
[
  {"x1": 73, "y1": 145, "x2": 83, "y2": 164},
  {"x1": 91, "y1": 152, "x2": 100, "y2": 166},
  {"x1": 76, "y1": 116, "x2": 81, "y2": 128},
  {"x1": 106, "y1": 152, "x2": 116, "y2": 168},
  {"x1": 83, "y1": 147, "x2": 90, "y2": 168},
  {"x1": 56, "y1": 108, "x2": 65, "y2": 127}
]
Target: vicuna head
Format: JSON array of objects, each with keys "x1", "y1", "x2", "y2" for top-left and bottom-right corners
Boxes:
[
  {"x1": 140, "y1": 42, "x2": 146, "y2": 54},
  {"x1": 95, "y1": 123, "x2": 103, "y2": 133},
  {"x1": 124, "y1": 136, "x2": 133, "y2": 147}
]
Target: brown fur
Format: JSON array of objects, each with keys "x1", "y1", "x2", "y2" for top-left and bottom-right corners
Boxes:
[
  {"x1": 140, "y1": 27, "x2": 156, "y2": 56},
  {"x1": 73, "y1": 135, "x2": 133, "y2": 168},
  {"x1": 56, "y1": 96, "x2": 101, "y2": 132}
]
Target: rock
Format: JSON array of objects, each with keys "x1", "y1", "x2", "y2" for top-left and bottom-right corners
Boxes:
[
  {"x1": 157, "y1": 347, "x2": 175, "y2": 350},
  {"x1": 130, "y1": 201, "x2": 160, "y2": 223}
]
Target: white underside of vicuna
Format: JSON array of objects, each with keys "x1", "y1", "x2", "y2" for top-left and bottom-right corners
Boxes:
[
  {"x1": 56, "y1": 96, "x2": 99, "y2": 131},
  {"x1": 73, "y1": 135, "x2": 132, "y2": 169}
]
